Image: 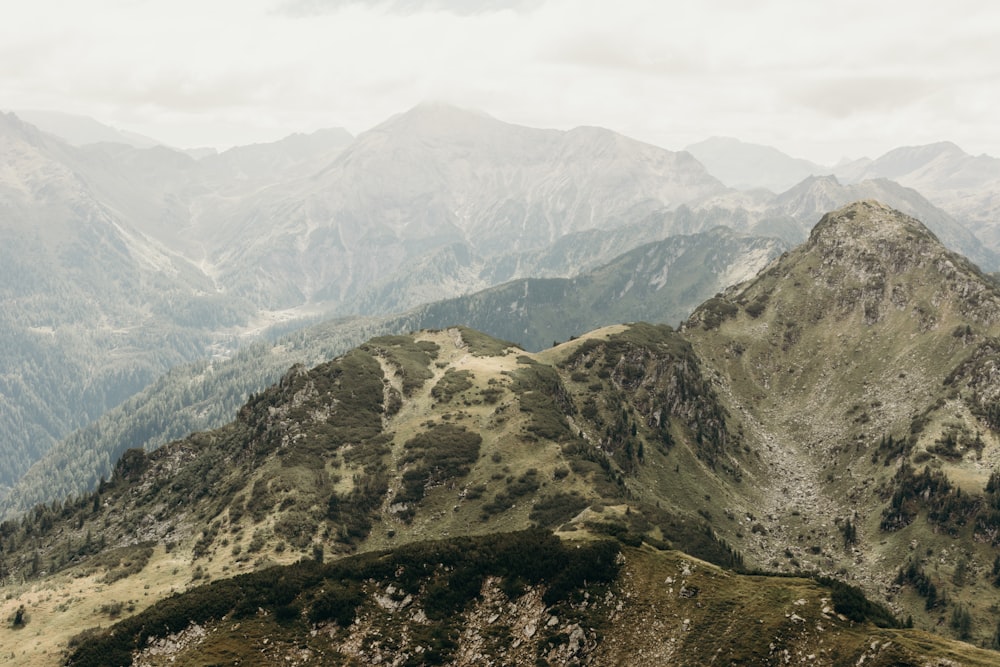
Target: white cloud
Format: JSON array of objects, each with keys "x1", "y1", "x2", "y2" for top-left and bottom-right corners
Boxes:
[{"x1": 1, "y1": 0, "x2": 998, "y2": 162}]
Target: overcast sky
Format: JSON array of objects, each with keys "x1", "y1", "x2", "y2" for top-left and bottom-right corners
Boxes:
[{"x1": 2, "y1": 0, "x2": 998, "y2": 164}]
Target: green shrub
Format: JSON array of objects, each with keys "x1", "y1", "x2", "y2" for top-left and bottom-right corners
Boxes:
[
  {"x1": 457, "y1": 327, "x2": 520, "y2": 357},
  {"x1": 951, "y1": 604, "x2": 973, "y2": 640},
  {"x1": 327, "y1": 467, "x2": 389, "y2": 544},
  {"x1": 309, "y1": 580, "x2": 364, "y2": 626},
  {"x1": 528, "y1": 492, "x2": 588, "y2": 528},
  {"x1": 745, "y1": 295, "x2": 768, "y2": 318},
  {"x1": 815, "y1": 575, "x2": 901, "y2": 628},
  {"x1": 101, "y1": 545, "x2": 154, "y2": 584},
  {"x1": 880, "y1": 464, "x2": 978, "y2": 535},
  {"x1": 431, "y1": 369, "x2": 475, "y2": 403},
  {"x1": 274, "y1": 603, "x2": 301, "y2": 623},
  {"x1": 482, "y1": 469, "x2": 541, "y2": 518},
  {"x1": 509, "y1": 365, "x2": 573, "y2": 441},
  {"x1": 697, "y1": 297, "x2": 739, "y2": 329},
  {"x1": 395, "y1": 424, "x2": 482, "y2": 512},
  {"x1": 362, "y1": 335, "x2": 438, "y2": 396},
  {"x1": 65, "y1": 531, "x2": 618, "y2": 667},
  {"x1": 273, "y1": 511, "x2": 317, "y2": 550}
]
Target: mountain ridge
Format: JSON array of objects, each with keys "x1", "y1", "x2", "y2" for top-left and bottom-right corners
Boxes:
[
  {"x1": 11, "y1": 110, "x2": 162, "y2": 148},
  {"x1": 0, "y1": 103, "x2": 734, "y2": 497},
  {"x1": 683, "y1": 201, "x2": 1000, "y2": 606},
  {"x1": 6, "y1": 202, "x2": 1000, "y2": 662},
  {"x1": 685, "y1": 135, "x2": 829, "y2": 192},
  {"x1": 0, "y1": 227, "x2": 784, "y2": 518},
  {"x1": 4, "y1": 99, "x2": 1000, "y2": 602}
]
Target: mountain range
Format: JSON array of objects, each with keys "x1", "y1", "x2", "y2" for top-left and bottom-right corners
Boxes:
[
  {"x1": 685, "y1": 136, "x2": 828, "y2": 192},
  {"x1": 0, "y1": 100, "x2": 999, "y2": 665},
  {"x1": 0, "y1": 226, "x2": 784, "y2": 518},
  {"x1": 835, "y1": 142, "x2": 1000, "y2": 252},
  {"x1": 4, "y1": 103, "x2": 1000, "y2": 521},
  {"x1": 11, "y1": 110, "x2": 162, "y2": 149},
  {"x1": 685, "y1": 134, "x2": 1000, "y2": 260},
  {"x1": 0, "y1": 104, "x2": 730, "y2": 499},
  {"x1": 4, "y1": 202, "x2": 1000, "y2": 664}
]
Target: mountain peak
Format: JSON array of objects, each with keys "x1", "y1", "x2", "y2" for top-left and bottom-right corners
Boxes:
[
  {"x1": 807, "y1": 199, "x2": 941, "y2": 252},
  {"x1": 373, "y1": 101, "x2": 502, "y2": 137},
  {"x1": 700, "y1": 198, "x2": 1000, "y2": 337},
  {"x1": 879, "y1": 141, "x2": 968, "y2": 162},
  {"x1": 1, "y1": 111, "x2": 54, "y2": 146},
  {"x1": 685, "y1": 136, "x2": 829, "y2": 192},
  {"x1": 926, "y1": 139, "x2": 965, "y2": 154},
  {"x1": 687, "y1": 199, "x2": 995, "y2": 334}
]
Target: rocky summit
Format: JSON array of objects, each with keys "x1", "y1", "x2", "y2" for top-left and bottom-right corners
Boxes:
[{"x1": 4, "y1": 201, "x2": 1000, "y2": 665}]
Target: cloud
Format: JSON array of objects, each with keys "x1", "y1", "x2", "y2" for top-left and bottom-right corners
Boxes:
[
  {"x1": 788, "y1": 77, "x2": 938, "y2": 119},
  {"x1": 1, "y1": 0, "x2": 999, "y2": 162},
  {"x1": 538, "y1": 30, "x2": 697, "y2": 76},
  {"x1": 278, "y1": 0, "x2": 541, "y2": 17}
]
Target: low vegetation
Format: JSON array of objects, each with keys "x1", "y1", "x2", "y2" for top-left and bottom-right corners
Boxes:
[
  {"x1": 14, "y1": 205, "x2": 1000, "y2": 659},
  {"x1": 361, "y1": 335, "x2": 439, "y2": 396},
  {"x1": 395, "y1": 423, "x2": 482, "y2": 519},
  {"x1": 65, "y1": 530, "x2": 620, "y2": 667}
]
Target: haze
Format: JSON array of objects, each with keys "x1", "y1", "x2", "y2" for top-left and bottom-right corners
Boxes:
[{"x1": 2, "y1": 0, "x2": 998, "y2": 163}]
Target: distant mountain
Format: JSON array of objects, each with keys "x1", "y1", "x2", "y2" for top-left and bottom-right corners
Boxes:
[
  {"x1": 0, "y1": 104, "x2": 730, "y2": 502},
  {"x1": 11, "y1": 109, "x2": 162, "y2": 148},
  {"x1": 689, "y1": 174, "x2": 1000, "y2": 270},
  {"x1": 201, "y1": 103, "x2": 729, "y2": 311},
  {"x1": 0, "y1": 112, "x2": 223, "y2": 493},
  {"x1": 9, "y1": 203, "x2": 1000, "y2": 664},
  {"x1": 685, "y1": 136, "x2": 1000, "y2": 261},
  {"x1": 5, "y1": 101, "x2": 1000, "y2": 524},
  {"x1": 198, "y1": 127, "x2": 354, "y2": 188},
  {"x1": 836, "y1": 141, "x2": 1000, "y2": 251},
  {"x1": 388, "y1": 227, "x2": 785, "y2": 350},
  {"x1": 836, "y1": 141, "x2": 972, "y2": 181},
  {"x1": 343, "y1": 211, "x2": 772, "y2": 317},
  {"x1": 685, "y1": 136, "x2": 829, "y2": 192}
]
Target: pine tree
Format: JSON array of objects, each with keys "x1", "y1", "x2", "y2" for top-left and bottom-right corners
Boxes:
[{"x1": 841, "y1": 518, "x2": 858, "y2": 547}]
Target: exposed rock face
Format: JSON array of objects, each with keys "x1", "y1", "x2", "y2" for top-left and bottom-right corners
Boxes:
[
  {"x1": 124, "y1": 548, "x2": 999, "y2": 667},
  {"x1": 684, "y1": 201, "x2": 1000, "y2": 632},
  {"x1": 802, "y1": 200, "x2": 1000, "y2": 325}
]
